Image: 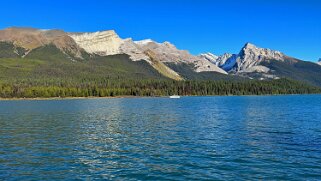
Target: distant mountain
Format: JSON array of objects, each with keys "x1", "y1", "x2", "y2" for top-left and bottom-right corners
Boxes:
[
  {"x1": 318, "y1": 58, "x2": 321, "y2": 66},
  {"x1": 201, "y1": 43, "x2": 290, "y2": 73},
  {"x1": 200, "y1": 43, "x2": 321, "y2": 86},
  {"x1": 1, "y1": 27, "x2": 321, "y2": 87}
]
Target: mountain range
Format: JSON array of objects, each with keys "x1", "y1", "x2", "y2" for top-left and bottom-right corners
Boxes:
[{"x1": 1, "y1": 27, "x2": 321, "y2": 87}]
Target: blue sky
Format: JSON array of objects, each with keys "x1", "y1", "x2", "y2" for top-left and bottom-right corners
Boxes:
[{"x1": 1, "y1": 0, "x2": 320, "y2": 61}]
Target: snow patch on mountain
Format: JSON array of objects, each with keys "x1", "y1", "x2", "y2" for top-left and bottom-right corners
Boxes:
[
  {"x1": 199, "y1": 53, "x2": 219, "y2": 64},
  {"x1": 134, "y1": 39, "x2": 155, "y2": 45}
]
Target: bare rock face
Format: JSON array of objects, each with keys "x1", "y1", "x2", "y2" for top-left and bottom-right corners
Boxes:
[
  {"x1": 236, "y1": 43, "x2": 284, "y2": 72},
  {"x1": 136, "y1": 40, "x2": 192, "y2": 63},
  {"x1": 135, "y1": 39, "x2": 227, "y2": 74},
  {"x1": 70, "y1": 30, "x2": 122, "y2": 56},
  {"x1": 70, "y1": 31, "x2": 150, "y2": 61},
  {"x1": 119, "y1": 38, "x2": 150, "y2": 62},
  {"x1": 68, "y1": 30, "x2": 227, "y2": 74}
]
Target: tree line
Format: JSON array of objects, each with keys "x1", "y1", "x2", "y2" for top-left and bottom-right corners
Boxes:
[{"x1": 0, "y1": 78, "x2": 320, "y2": 98}]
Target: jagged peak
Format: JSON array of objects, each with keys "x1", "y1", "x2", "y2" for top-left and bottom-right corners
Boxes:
[
  {"x1": 242, "y1": 42, "x2": 283, "y2": 53},
  {"x1": 242, "y1": 42, "x2": 258, "y2": 50},
  {"x1": 240, "y1": 42, "x2": 284, "y2": 57}
]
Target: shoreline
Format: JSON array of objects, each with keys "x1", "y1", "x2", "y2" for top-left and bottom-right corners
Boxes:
[
  {"x1": 0, "y1": 96, "x2": 152, "y2": 101},
  {"x1": 0, "y1": 94, "x2": 320, "y2": 101}
]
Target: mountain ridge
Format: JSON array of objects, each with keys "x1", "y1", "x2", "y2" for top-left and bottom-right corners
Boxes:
[{"x1": 1, "y1": 27, "x2": 321, "y2": 87}]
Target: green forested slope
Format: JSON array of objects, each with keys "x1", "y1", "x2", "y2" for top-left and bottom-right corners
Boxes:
[
  {"x1": 0, "y1": 43, "x2": 320, "y2": 98},
  {"x1": 261, "y1": 60, "x2": 321, "y2": 87}
]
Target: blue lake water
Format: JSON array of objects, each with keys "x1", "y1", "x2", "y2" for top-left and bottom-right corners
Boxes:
[{"x1": 1, "y1": 95, "x2": 321, "y2": 180}]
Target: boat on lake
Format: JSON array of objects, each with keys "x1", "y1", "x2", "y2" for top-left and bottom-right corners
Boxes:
[{"x1": 169, "y1": 95, "x2": 180, "y2": 99}]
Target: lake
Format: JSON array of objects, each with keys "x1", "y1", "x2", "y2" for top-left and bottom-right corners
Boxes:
[{"x1": 1, "y1": 95, "x2": 321, "y2": 180}]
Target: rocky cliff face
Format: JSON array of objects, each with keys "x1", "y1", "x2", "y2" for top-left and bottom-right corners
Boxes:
[
  {"x1": 70, "y1": 31, "x2": 151, "y2": 62},
  {"x1": 70, "y1": 31, "x2": 122, "y2": 56},
  {"x1": 119, "y1": 38, "x2": 151, "y2": 62},
  {"x1": 135, "y1": 39, "x2": 227, "y2": 74}
]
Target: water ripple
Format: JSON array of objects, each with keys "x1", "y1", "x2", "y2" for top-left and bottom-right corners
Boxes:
[{"x1": 1, "y1": 95, "x2": 321, "y2": 180}]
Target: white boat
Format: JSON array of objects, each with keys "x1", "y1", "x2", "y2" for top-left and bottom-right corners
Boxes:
[{"x1": 169, "y1": 95, "x2": 180, "y2": 99}]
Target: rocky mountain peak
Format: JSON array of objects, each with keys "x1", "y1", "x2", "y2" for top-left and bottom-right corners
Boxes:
[
  {"x1": 240, "y1": 43, "x2": 284, "y2": 60},
  {"x1": 202, "y1": 43, "x2": 290, "y2": 74},
  {"x1": 243, "y1": 42, "x2": 257, "y2": 50},
  {"x1": 235, "y1": 43, "x2": 285, "y2": 71}
]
